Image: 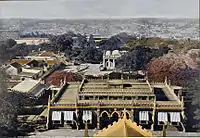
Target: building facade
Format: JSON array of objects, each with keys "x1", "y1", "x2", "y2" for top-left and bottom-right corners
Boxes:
[{"x1": 47, "y1": 76, "x2": 185, "y2": 131}]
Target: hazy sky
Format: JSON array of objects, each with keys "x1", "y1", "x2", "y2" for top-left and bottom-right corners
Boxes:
[{"x1": 0, "y1": 0, "x2": 199, "y2": 19}]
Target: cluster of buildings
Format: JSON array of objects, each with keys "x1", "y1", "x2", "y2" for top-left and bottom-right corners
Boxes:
[
  {"x1": 1, "y1": 47, "x2": 186, "y2": 136},
  {"x1": 2, "y1": 51, "x2": 68, "y2": 99},
  {"x1": 16, "y1": 50, "x2": 183, "y2": 134}
]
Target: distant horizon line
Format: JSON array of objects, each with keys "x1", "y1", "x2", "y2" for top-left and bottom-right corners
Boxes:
[{"x1": 0, "y1": 16, "x2": 198, "y2": 20}]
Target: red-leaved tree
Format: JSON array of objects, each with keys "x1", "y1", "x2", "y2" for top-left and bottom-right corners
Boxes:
[
  {"x1": 45, "y1": 71, "x2": 82, "y2": 87},
  {"x1": 147, "y1": 54, "x2": 198, "y2": 86}
]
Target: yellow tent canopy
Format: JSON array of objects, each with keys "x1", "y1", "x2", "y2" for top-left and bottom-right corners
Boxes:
[{"x1": 93, "y1": 110, "x2": 153, "y2": 137}]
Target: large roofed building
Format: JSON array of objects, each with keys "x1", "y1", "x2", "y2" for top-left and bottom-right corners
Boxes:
[{"x1": 47, "y1": 74, "x2": 185, "y2": 132}]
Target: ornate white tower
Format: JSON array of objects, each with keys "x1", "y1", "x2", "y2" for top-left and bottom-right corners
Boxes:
[{"x1": 102, "y1": 50, "x2": 121, "y2": 70}]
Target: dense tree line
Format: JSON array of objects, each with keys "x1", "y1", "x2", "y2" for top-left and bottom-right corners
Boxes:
[
  {"x1": 126, "y1": 36, "x2": 200, "y2": 53},
  {"x1": 49, "y1": 32, "x2": 132, "y2": 63},
  {"x1": 97, "y1": 33, "x2": 132, "y2": 51},
  {"x1": 115, "y1": 46, "x2": 170, "y2": 71},
  {"x1": 0, "y1": 39, "x2": 17, "y2": 62},
  {"x1": 189, "y1": 51, "x2": 200, "y2": 131}
]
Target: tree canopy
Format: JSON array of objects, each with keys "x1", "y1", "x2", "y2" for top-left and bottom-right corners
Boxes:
[
  {"x1": 147, "y1": 53, "x2": 198, "y2": 86},
  {"x1": 190, "y1": 51, "x2": 200, "y2": 131},
  {"x1": 126, "y1": 37, "x2": 200, "y2": 53},
  {"x1": 115, "y1": 46, "x2": 170, "y2": 71}
]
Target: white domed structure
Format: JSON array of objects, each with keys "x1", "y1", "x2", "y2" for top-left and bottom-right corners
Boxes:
[
  {"x1": 112, "y1": 50, "x2": 121, "y2": 56},
  {"x1": 105, "y1": 51, "x2": 111, "y2": 56},
  {"x1": 103, "y1": 50, "x2": 124, "y2": 71}
]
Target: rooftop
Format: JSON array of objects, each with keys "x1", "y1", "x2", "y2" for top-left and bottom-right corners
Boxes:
[
  {"x1": 11, "y1": 78, "x2": 40, "y2": 93},
  {"x1": 52, "y1": 79, "x2": 183, "y2": 108},
  {"x1": 57, "y1": 84, "x2": 79, "y2": 105},
  {"x1": 22, "y1": 68, "x2": 42, "y2": 74},
  {"x1": 10, "y1": 59, "x2": 62, "y2": 65},
  {"x1": 31, "y1": 83, "x2": 49, "y2": 97},
  {"x1": 11, "y1": 59, "x2": 32, "y2": 65},
  {"x1": 18, "y1": 72, "x2": 36, "y2": 77},
  {"x1": 10, "y1": 62, "x2": 22, "y2": 68},
  {"x1": 39, "y1": 51, "x2": 57, "y2": 57}
]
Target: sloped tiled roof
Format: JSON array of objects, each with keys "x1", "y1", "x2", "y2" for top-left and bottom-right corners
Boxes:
[
  {"x1": 11, "y1": 78, "x2": 40, "y2": 93},
  {"x1": 10, "y1": 62, "x2": 22, "y2": 68},
  {"x1": 46, "y1": 60, "x2": 60, "y2": 65},
  {"x1": 10, "y1": 59, "x2": 32, "y2": 65}
]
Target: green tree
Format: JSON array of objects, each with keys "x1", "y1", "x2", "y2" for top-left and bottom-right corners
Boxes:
[
  {"x1": 5, "y1": 39, "x2": 16, "y2": 48},
  {"x1": 191, "y1": 51, "x2": 200, "y2": 131},
  {"x1": 88, "y1": 34, "x2": 95, "y2": 48},
  {"x1": 0, "y1": 68, "x2": 35, "y2": 136},
  {"x1": 0, "y1": 68, "x2": 17, "y2": 135}
]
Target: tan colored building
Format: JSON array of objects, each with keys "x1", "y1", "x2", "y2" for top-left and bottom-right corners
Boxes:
[
  {"x1": 15, "y1": 38, "x2": 50, "y2": 45},
  {"x1": 47, "y1": 75, "x2": 185, "y2": 131}
]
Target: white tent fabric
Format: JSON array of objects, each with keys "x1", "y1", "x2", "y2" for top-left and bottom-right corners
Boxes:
[
  {"x1": 158, "y1": 112, "x2": 168, "y2": 122},
  {"x1": 64, "y1": 111, "x2": 74, "y2": 121},
  {"x1": 139, "y1": 111, "x2": 149, "y2": 121},
  {"x1": 82, "y1": 110, "x2": 92, "y2": 122},
  {"x1": 170, "y1": 112, "x2": 181, "y2": 122},
  {"x1": 52, "y1": 111, "x2": 61, "y2": 121}
]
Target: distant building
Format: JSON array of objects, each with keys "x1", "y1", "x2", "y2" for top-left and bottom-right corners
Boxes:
[
  {"x1": 22, "y1": 51, "x2": 59, "y2": 61},
  {"x1": 19, "y1": 68, "x2": 44, "y2": 80},
  {"x1": 5, "y1": 62, "x2": 22, "y2": 76},
  {"x1": 7, "y1": 60, "x2": 46, "y2": 80},
  {"x1": 10, "y1": 59, "x2": 66, "y2": 68},
  {"x1": 15, "y1": 37, "x2": 50, "y2": 45},
  {"x1": 86, "y1": 34, "x2": 108, "y2": 43},
  {"x1": 23, "y1": 56, "x2": 56, "y2": 61}
]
